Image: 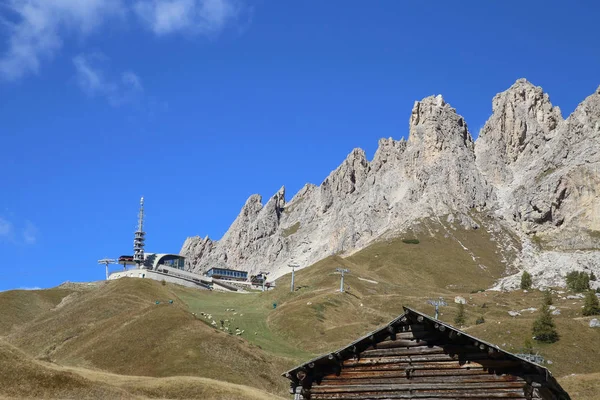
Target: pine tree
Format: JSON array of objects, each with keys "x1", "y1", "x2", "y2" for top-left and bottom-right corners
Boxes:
[
  {"x1": 523, "y1": 338, "x2": 534, "y2": 355},
  {"x1": 582, "y1": 290, "x2": 600, "y2": 316},
  {"x1": 590, "y1": 271, "x2": 597, "y2": 281},
  {"x1": 454, "y1": 303, "x2": 466, "y2": 326},
  {"x1": 543, "y1": 289, "x2": 553, "y2": 306},
  {"x1": 566, "y1": 271, "x2": 590, "y2": 292},
  {"x1": 521, "y1": 271, "x2": 532, "y2": 290},
  {"x1": 532, "y1": 304, "x2": 559, "y2": 343}
]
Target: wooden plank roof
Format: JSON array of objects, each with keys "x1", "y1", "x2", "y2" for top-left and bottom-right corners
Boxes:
[{"x1": 282, "y1": 307, "x2": 570, "y2": 399}]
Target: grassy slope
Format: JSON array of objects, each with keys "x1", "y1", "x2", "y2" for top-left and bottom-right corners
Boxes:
[
  {"x1": 2, "y1": 220, "x2": 598, "y2": 398},
  {"x1": 0, "y1": 339, "x2": 131, "y2": 399},
  {"x1": 558, "y1": 373, "x2": 600, "y2": 400},
  {"x1": 5, "y1": 279, "x2": 290, "y2": 396},
  {"x1": 0, "y1": 339, "x2": 284, "y2": 400},
  {"x1": 171, "y1": 223, "x2": 599, "y2": 382},
  {"x1": 264, "y1": 219, "x2": 513, "y2": 354},
  {"x1": 0, "y1": 288, "x2": 74, "y2": 336}
]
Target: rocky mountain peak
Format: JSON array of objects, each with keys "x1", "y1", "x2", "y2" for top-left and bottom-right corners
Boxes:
[
  {"x1": 371, "y1": 137, "x2": 407, "y2": 173},
  {"x1": 181, "y1": 80, "x2": 600, "y2": 291},
  {"x1": 264, "y1": 186, "x2": 286, "y2": 220},
  {"x1": 566, "y1": 85, "x2": 600, "y2": 142},
  {"x1": 319, "y1": 148, "x2": 369, "y2": 213},
  {"x1": 408, "y1": 94, "x2": 472, "y2": 151},
  {"x1": 239, "y1": 194, "x2": 263, "y2": 220},
  {"x1": 491, "y1": 78, "x2": 562, "y2": 134},
  {"x1": 409, "y1": 94, "x2": 446, "y2": 127},
  {"x1": 475, "y1": 79, "x2": 563, "y2": 187}
]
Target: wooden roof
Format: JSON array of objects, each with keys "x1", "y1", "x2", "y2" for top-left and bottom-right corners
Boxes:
[{"x1": 282, "y1": 307, "x2": 570, "y2": 399}]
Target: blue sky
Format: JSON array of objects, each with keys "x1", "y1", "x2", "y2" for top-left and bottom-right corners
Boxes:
[{"x1": 1, "y1": 1, "x2": 599, "y2": 291}]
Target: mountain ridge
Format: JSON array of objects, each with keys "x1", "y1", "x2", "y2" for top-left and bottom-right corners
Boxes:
[{"x1": 181, "y1": 79, "x2": 600, "y2": 290}]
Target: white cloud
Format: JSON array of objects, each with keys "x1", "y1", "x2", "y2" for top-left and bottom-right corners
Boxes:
[
  {"x1": 0, "y1": 217, "x2": 37, "y2": 245},
  {"x1": 73, "y1": 53, "x2": 143, "y2": 106},
  {"x1": 134, "y1": 0, "x2": 240, "y2": 35},
  {"x1": 22, "y1": 221, "x2": 38, "y2": 245},
  {"x1": 0, "y1": 0, "x2": 246, "y2": 82},
  {"x1": 0, "y1": 217, "x2": 13, "y2": 238},
  {"x1": 0, "y1": 0, "x2": 124, "y2": 81}
]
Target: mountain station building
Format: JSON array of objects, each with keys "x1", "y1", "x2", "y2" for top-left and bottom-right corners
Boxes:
[{"x1": 108, "y1": 253, "x2": 212, "y2": 290}]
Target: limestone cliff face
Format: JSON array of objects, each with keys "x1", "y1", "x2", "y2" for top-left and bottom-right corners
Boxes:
[
  {"x1": 476, "y1": 79, "x2": 563, "y2": 187},
  {"x1": 181, "y1": 79, "x2": 600, "y2": 289},
  {"x1": 476, "y1": 81, "x2": 600, "y2": 240}
]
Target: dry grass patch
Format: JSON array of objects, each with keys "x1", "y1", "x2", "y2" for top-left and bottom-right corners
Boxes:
[
  {"x1": 0, "y1": 288, "x2": 74, "y2": 335},
  {"x1": 5, "y1": 279, "x2": 290, "y2": 396},
  {"x1": 558, "y1": 373, "x2": 600, "y2": 400}
]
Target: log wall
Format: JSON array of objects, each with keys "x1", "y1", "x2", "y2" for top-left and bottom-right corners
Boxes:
[{"x1": 306, "y1": 323, "x2": 530, "y2": 400}]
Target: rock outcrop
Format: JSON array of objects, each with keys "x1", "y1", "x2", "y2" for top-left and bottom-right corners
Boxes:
[{"x1": 181, "y1": 79, "x2": 600, "y2": 290}]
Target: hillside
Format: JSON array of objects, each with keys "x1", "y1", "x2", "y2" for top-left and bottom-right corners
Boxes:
[
  {"x1": 559, "y1": 373, "x2": 600, "y2": 400},
  {"x1": 0, "y1": 286, "x2": 76, "y2": 336},
  {"x1": 0, "y1": 339, "x2": 284, "y2": 400},
  {"x1": 2, "y1": 231, "x2": 599, "y2": 399},
  {"x1": 1, "y1": 279, "x2": 291, "y2": 398},
  {"x1": 179, "y1": 229, "x2": 600, "y2": 378},
  {"x1": 181, "y1": 79, "x2": 600, "y2": 292}
]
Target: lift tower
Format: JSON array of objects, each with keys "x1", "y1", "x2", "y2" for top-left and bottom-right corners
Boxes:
[
  {"x1": 133, "y1": 197, "x2": 146, "y2": 268},
  {"x1": 335, "y1": 267, "x2": 349, "y2": 293},
  {"x1": 288, "y1": 263, "x2": 299, "y2": 292},
  {"x1": 427, "y1": 297, "x2": 448, "y2": 319},
  {"x1": 98, "y1": 258, "x2": 116, "y2": 280}
]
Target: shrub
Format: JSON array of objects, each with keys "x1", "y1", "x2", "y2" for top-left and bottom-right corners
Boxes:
[
  {"x1": 521, "y1": 271, "x2": 532, "y2": 290},
  {"x1": 590, "y1": 271, "x2": 597, "y2": 281},
  {"x1": 454, "y1": 303, "x2": 466, "y2": 326},
  {"x1": 475, "y1": 316, "x2": 485, "y2": 325},
  {"x1": 565, "y1": 271, "x2": 590, "y2": 292},
  {"x1": 161, "y1": 279, "x2": 166, "y2": 286},
  {"x1": 481, "y1": 303, "x2": 487, "y2": 309},
  {"x1": 402, "y1": 238, "x2": 420, "y2": 244},
  {"x1": 582, "y1": 290, "x2": 600, "y2": 316},
  {"x1": 542, "y1": 289, "x2": 553, "y2": 306},
  {"x1": 523, "y1": 339, "x2": 534, "y2": 355},
  {"x1": 282, "y1": 222, "x2": 301, "y2": 237},
  {"x1": 532, "y1": 304, "x2": 559, "y2": 343}
]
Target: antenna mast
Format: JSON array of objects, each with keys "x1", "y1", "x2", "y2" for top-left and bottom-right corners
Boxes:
[{"x1": 133, "y1": 196, "x2": 146, "y2": 268}]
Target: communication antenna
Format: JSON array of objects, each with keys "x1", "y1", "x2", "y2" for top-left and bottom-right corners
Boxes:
[
  {"x1": 288, "y1": 263, "x2": 299, "y2": 292},
  {"x1": 133, "y1": 196, "x2": 146, "y2": 268},
  {"x1": 427, "y1": 297, "x2": 447, "y2": 319},
  {"x1": 335, "y1": 268, "x2": 349, "y2": 293},
  {"x1": 98, "y1": 258, "x2": 117, "y2": 280}
]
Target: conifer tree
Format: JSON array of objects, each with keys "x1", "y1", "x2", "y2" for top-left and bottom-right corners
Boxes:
[
  {"x1": 582, "y1": 290, "x2": 600, "y2": 316},
  {"x1": 521, "y1": 271, "x2": 532, "y2": 290},
  {"x1": 532, "y1": 304, "x2": 559, "y2": 343},
  {"x1": 454, "y1": 303, "x2": 466, "y2": 326},
  {"x1": 543, "y1": 289, "x2": 553, "y2": 306},
  {"x1": 523, "y1": 338, "x2": 534, "y2": 355},
  {"x1": 566, "y1": 271, "x2": 590, "y2": 292}
]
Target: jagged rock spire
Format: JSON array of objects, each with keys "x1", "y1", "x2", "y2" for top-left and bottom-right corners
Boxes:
[
  {"x1": 475, "y1": 78, "x2": 563, "y2": 186},
  {"x1": 181, "y1": 80, "x2": 600, "y2": 288}
]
